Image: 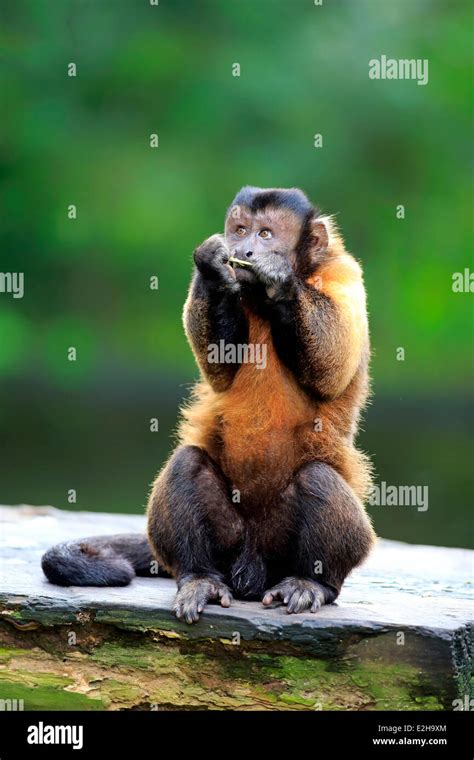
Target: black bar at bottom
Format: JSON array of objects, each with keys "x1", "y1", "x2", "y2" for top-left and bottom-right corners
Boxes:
[{"x1": 0, "y1": 710, "x2": 471, "y2": 757}]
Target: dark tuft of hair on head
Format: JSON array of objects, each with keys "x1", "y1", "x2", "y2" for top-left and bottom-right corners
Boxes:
[{"x1": 228, "y1": 186, "x2": 318, "y2": 220}]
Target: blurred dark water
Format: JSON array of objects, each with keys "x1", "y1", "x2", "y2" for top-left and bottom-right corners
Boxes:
[{"x1": 0, "y1": 377, "x2": 472, "y2": 549}]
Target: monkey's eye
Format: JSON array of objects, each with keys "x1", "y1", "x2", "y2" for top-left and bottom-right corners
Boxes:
[
  {"x1": 235, "y1": 226, "x2": 246, "y2": 236},
  {"x1": 259, "y1": 229, "x2": 272, "y2": 239}
]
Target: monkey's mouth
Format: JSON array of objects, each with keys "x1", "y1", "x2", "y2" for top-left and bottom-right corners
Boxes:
[
  {"x1": 228, "y1": 257, "x2": 256, "y2": 283},
  {"x1": 228, "y1": 257, "x2": 253, "y2": 270}
]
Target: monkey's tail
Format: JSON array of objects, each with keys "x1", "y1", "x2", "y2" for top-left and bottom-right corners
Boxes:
[{"x1": 41, "y1": 534, "x2": 166, "y2": 587}]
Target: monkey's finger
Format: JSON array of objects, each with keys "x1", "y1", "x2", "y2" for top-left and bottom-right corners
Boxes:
[
  {"x1": 181, "y1": 601, "x2": 200, "y2": 624},
  {"x1": 174, "y1": 598, "x2": 199, "y2": 623},
  {"x1": 219, "y1": 592, "x2": 232, "y2": 608},
  {"x1": 286, "y1": 590, "x2": 303, "y2": 614},
  {"x1": 215, "y1": 585, "x2": 233, "y2": 606},
  {"x1": 278, "y1": 583, "x2": 292, "y2": 604},
  {"x1": 310, "y1": 596, "x2": 322, "y2": 613},
  {"x1": 262, "y1": 586, "x2": 285, "y2": 606},
  {"x1": 215, "y1": 245, "x2": 230, "y2": 261},
  {"x1": 289, "y1": 590, "x2": 312, "y2": 614}
]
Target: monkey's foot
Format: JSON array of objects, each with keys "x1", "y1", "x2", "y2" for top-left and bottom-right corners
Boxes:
[
  {"x1": 262, "y1": 577, "x2": 326, "y2": 614},
  {"x1": 173, "y1": 575, "x2": 233, "y2": 624}
]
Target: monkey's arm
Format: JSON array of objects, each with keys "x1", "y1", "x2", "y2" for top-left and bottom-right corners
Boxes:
[
  {"x1": 183, "y1": 235, "x2": 249, "y2": 391},
  {"x1": 261, "y1": 256, "x2": 368, "y2": 398}
]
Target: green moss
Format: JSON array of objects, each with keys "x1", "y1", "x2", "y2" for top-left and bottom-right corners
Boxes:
[
  {"x1": 90, "y1": 641, "x2": 157, "y2": 671},
  {"x1": 1, "y1": 668, "x2": 73, "y2": 689},
  {"x1": 97, "y1": 678, "x2": 143, "y2": 706},
  {"x1": 0, "y1": 628, "x2": 449, "y2": 711},
  {"x1": 216, "y1": 651, "x2": 445, "y2": 711},
  {"x1": 2, "y1": 640, "x2": 446, "y2": 711},
  {"x1": 1, "y1": 610, "x2": 23, "y2": 620},
  {"x1": 0, "y1": 677, "x2": 104, "y2": 711},
  {"x1": 349, "y1": 662, "x2": 444, "y2": 711},
  {"x1": 0, "y1": 646, "x2": 29, "y2": 662}
]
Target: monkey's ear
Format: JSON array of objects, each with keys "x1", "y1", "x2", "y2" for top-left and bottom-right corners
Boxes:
[
  {"x1": 310, "y1": 218, "x2": 329, "y2": 257},
  {"x1": 297, "y1": 215, "x2": 331, "y2": 278},
  {"x1": 299, "y1": 217, "x2": 329, "y2": 276}
]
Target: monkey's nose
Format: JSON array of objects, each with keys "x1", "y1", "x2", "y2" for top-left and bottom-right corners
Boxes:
[{"x1": 244, "y1": 250, "x2": 253, "y2": 258}]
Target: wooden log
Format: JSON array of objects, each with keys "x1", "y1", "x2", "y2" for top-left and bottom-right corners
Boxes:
[{"x1": 0, "y1": 505, "x2": 472, "y2": 711}]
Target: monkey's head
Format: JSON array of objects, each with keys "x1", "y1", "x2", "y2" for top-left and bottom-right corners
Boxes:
[{"x1": 224, "y1": 186, "x2": 330, "y2": 286}]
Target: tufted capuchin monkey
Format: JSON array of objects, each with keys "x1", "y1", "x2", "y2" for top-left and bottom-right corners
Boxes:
[{"x1": 41, "y1": 186, "x2": 376, "y2": 623}]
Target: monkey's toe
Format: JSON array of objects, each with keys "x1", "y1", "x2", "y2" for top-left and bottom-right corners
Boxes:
[
  {"x1": 262, "y1": 577, "x2": 325, "y2": 614},
  {"x1": 173, "y1": 576, "x2": 233, "y2": 624}
]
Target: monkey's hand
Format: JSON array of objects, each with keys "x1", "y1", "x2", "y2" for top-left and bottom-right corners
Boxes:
[
  {"x1": 193, "y1": 234, "x2": 238, "y2": 290},
  {"x1": 250, "y1": 252, "x2": 294, "y2": 291}
]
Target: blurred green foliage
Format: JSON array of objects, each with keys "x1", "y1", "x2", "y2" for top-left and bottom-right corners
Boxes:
[{"x1": 0, "y1": 0, "x2": 472, "y2": 546}]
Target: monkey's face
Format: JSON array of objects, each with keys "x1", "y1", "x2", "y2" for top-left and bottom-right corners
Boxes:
[{"x1": 224, "y1": 205, "x2": 302, "y2": 284}]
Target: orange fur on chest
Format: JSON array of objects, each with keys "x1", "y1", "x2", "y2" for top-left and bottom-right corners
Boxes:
[
  {"x1": 178, "y1": 228, "x2": 372, "y2": 505},
  {"x1": 217, "y1": 312, "x2": 312, "y2": 487}
]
